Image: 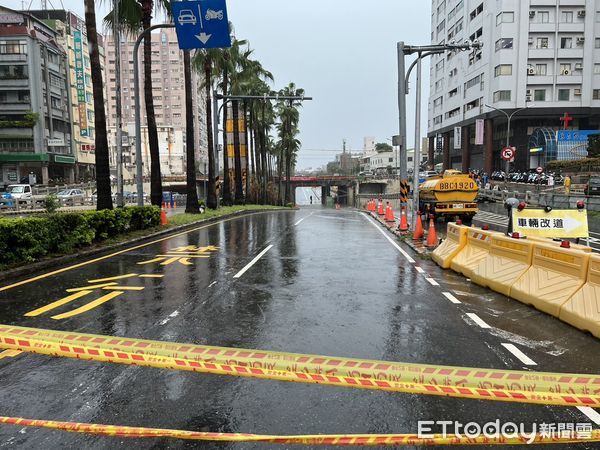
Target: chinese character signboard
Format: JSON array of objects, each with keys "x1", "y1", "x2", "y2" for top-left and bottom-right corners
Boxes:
[
  {"x1": 73, "y1": 30, "x2": 88, "y2": 137},
  {"x1": 513, "y1": 209, "x2": 589, "y2": 239}
]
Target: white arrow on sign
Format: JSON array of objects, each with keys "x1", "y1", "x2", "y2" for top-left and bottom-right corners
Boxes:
[
  {"x1": 196, "y1": 33, "x2": 212, "y2": 44},
  {"x1": 563, "y1": 217, "x2": 583, "y2": 233}
]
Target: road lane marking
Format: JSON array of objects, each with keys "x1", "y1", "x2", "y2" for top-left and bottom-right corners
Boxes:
[
  {"x1": 501, "y1": 343, "x2": 537, "y2": 366},
  {"x1": 294, "y1": 213, "x2": 313, "y2": 226},
  {"x1": 442, "y1": 292, "x2": 461, "y2": 304},
  {"x1": 50, "y1": 291, "x2": 124, "y2": 320},
  {"x1": 415, "y1": 267, "x2": 425, "y2": 274},
  {"x1": 208, "y1": 281, "x2": 217, "y2": 288},
  {"x1": 363, "y1": 215, "x2": 415, "y2": 264},
  {"x1": 233, "y1": 245, "x2": 274, "y2": 279},
  {"x1": 466, "y1": 313, "x2": 491, "y2": 329},
  {"x1": 159, "y1": 310, "x2": 180, "y2": 326},
  {"x1": 25, "y1": 290, "x2": 92, "y2": 317},
  {"x1": 578, "y1": 407, "x2": 600, "y2": 425},
  {"x1": 0, "y1": 211, "x2": 285, "y2": 293},
  {"x1": 425, "y1": 278, "x2": 439, "y2": 286}
]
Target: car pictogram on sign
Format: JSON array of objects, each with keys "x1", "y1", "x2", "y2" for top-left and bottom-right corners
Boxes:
[{"x1": 177, "y1": 9, "x2": 197, "y2": 26}]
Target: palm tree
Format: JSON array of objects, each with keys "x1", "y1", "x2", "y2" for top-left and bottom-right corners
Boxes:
[
  {"x1": 276, "y1": 83, "x2": 305, "y2": 205},
  {"x1": 85, "y1": 0, "x2": 112, "y2": 210},
  {"x1": 105, "y1": 0, "x2": 170, "y2": 207},
  {"x1": 231, "y1": 56, "x2": 273, "y2": 204},
  {"x1": 192, "y1": 49, "x2": 219, "y2": 209},
  {"x1": 183, "y1": 50, "x2": 200, "y2": 213}
]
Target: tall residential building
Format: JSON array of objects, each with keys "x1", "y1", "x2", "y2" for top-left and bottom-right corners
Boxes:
[
  {"x1": 0, "y1": 6, "x2": 72, "y2": 186},
  {"x1": 427, "y1": 0, "x2": 600, "y2": 174},
  {"x1": 104, "y1": 29, "x2": 208, "y2": 182},
  {"x1": 29, "y1": 9, "x2": 105, "y2": 181}
]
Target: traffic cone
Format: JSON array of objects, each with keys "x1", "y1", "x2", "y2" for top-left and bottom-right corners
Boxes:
[
  {"x1": 377, "y1": 201, "x2": 384, "y2": 215},
  {"x1": 398, "y1": 206, "x2": 409, "y2": 232},
  {"x1": 426, "y1": 214, "x2": 438, "y2": 248},
  {"x1": 160, "y1": 208, "x2": 168, "y2": 226},
  {"x1": 413, "y1": 211, "x2": 424, "y2": 240},
  {"x1": 385, "y1": 203, "x2": 395, "y2": 222}
]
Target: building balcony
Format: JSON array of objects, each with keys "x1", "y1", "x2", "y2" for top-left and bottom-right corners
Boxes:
[
  {"x1": 559, "y1": 23, "x2": 585, "y2": 33},
  {"x1": 0, "y1": 54, "x2": 27, "y2": 62},
  {"x1": 526, "y1": 75, "x2": 554, "y2": 85},
  {"x1": 557, "y1": 0, "x2": 586, "y2": 6},
  {"x1": 0, "y1": 102, "x2": 31, "y2": 113},
  {"x1": 528, "y1": 48, "x2": 555, "y2": 59},
  {"x1": 529, "y1": 23, "x2": 558, "y2": 33},
  {"x1": 556, "y1": 74, "x2": 583, "y2": 84},
  {"x1": 0, "y1": 78, "x2": 29, "y2": 88},
  {"x1": 557, "y1": 48, "x2": 584, "y2": 58}
]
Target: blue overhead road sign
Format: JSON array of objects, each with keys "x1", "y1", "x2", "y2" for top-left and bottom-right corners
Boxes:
[{"x1": 172, "y1": 0, "x2": 232, "y2": 49}]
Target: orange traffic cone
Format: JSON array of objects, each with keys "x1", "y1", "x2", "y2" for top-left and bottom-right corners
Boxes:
[
  {"x1": 160, "y1": 208, "x2": 168, "y2": 226},
  {"x1": 385, "y1": 203, "x2": 395, "y2": 222},
  {"x1": 426, "y1": 214, "x2": 438, "y2": 248},
  {"x1": 398, "y1": 206, "x2": 409, "y2": 232},
  {"x1": 413, "y1": 211, "x2": 424, "y2": 240},
  {"x1": 377, "y1": 201, "x2": 384, "y2": 215}
]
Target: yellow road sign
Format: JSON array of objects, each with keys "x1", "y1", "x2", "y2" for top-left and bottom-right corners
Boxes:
[{"x1": 512, "y1": 209, "x2": 588, "y2": 239}]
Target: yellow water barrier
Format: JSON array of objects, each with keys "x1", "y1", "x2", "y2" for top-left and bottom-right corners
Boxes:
[
  {"x1": 1, "y1": 416, "x2": 600, "y2": 446},
  {"x1": 450, "y1": 228, "x2": 498, "y2": 279},
  {"x1": 527, "y1": 236, "x2": 592, "y2": 253},
  {"x1": 2, "y1": 325, "x2": 600, "y2": 407},
  {"x1": 432, "y1": 223, "x2": 468, "y2": 269},
  {"x1": 560, "y1": 254, "x2": 600, "y2": 339},
  {"x1": 510, "y1": 243, "x2": 589, "y2": 317},
  {"x1": 470, "y1": 236, "x2": 534, "y2": 296}
]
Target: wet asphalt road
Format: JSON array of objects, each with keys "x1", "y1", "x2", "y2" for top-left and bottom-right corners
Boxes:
[{"x1": 1, "y1": 207, "x2": 600, "y2": 449}]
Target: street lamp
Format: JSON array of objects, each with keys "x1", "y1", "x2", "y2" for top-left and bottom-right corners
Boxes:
[{"x1": 484, "y1": 103, "x2": 534, "y2": 188}]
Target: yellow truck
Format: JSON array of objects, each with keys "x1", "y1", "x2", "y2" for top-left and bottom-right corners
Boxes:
[{"x1": 419, "y1": 170, "x2": 479, "y2": 220}]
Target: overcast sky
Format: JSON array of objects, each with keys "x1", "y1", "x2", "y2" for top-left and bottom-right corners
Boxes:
[{"x1": 7, "y1": 0, "x2": 432, "y2": 170}]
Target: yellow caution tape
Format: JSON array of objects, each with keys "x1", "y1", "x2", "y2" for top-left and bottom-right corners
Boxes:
[
  {"x1": 1, "y1": 416, "x2": 599, "y2": 445},
  {"x1": 1, "y1": 325, "x2": 600, "y2": 407}
]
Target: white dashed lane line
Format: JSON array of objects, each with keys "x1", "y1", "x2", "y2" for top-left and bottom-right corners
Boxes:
[
  {"x1": 233, "y1": 245, "x2": 274, "y2": 279},
  {"x1": 442, "y1": 292, "x2": 462, "y2": 304},
  {"x1": 466, "y1": 313, "x2": 492, "y2": 329},
  {"x1": 578, "y1": 407, "x2": 600, "y2": 425},
  {"x1": 426, "y1": 278, "x2": 440, "y2": 286},
  {"x1": 415, "y1": 267, "x2": 426, "y2": 274},
  {"x1": 501, "y1": 343, "x2": 537, "y2": 366}
]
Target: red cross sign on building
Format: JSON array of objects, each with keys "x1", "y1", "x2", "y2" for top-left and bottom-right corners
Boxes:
[{"x1": 560, "y1": 112, "x2": 574, "y2": 129}]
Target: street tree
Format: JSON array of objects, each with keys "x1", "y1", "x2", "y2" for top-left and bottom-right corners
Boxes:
[{"x1": 85, "y1": 0, "x2": 112, "y2": 210}]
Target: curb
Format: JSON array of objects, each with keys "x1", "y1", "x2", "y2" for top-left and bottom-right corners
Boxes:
[{"x1": 0, "y1": 208, "x2": 290, "y2": 284}]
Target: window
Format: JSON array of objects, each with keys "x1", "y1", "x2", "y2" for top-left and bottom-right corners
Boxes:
[
  {"x1": 562, "y1": 11, "x2": 573, "y2": 23},
  {"x1": 496, "y1": 12, "x2": 514, "y2": 25},
  {"x1": 0, "y1": 40, "x2": 27, "y2": 54},
  {"x1": 495, "y1": 38, "x2": 513, "y2": 51},
  {"x1": 537, "y1": 37, "x2": 549, "y2": 48},
  {"x1": 593, "y1": 89, "x2": 600, "y2": 100},
  {"x1": 561, "y1": 37, "x2": 572, "y2": 49},
  {"x1": 470, "y1": 3, "x2": 483, "y2": 20},
  {"x1": 494, "y1": 64, "x2": 512, "y2": 76},
  {"x1": 596, "y1": 38, "x2": 600, "y2": 48},
  {"x1": 538, "y1": 11, "x2": 550, "y2": 23},
  {"x1": 536, "y1": 64, "x2": 547, "y2": 75},
  {"x1": 433, "y1": 96, "x2": 443, "y2": 108},
  {"x1": 534, "y1": 90, "x2": 546, "y2": 101},
  {"x1": 560, "y1": 63, "x2": 572, "y2": 74},
  {"x1": 558, "y1": 89, "x2": 570, "y2": 101},
  {"x1": 493, "y1": 90, "x2": 511, "y2": 102}
]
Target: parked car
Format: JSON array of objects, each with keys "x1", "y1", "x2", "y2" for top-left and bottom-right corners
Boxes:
[
  {"x1": 91, "y1": 191, "x2": 117, "y2": 204},
  {"x1": 57, "y1": 189, "x2": 86, "y2": 205},
  {"x1": 586, "y1": 176, "x2": 600, "y2": 196}
]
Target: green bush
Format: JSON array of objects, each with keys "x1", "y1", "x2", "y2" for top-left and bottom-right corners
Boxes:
[
  {"x1": 44, "y1": 194, "x2": 60, "y2": 213},
  {"x1": 0, "y1": 206, "x2": 160, "y2": 269}
]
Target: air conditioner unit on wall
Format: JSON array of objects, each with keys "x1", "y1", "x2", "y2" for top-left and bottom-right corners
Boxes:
[
  {"x1": 578, "y1": 10, "x2": 586, "y2": 18},
  {"x1": 526, "y1": 94, "x2": 533, "y2": 102},
  {"x1": 528, "y1": 37, "x2": 534, "y2": 45},
  {"x1": 562, "y1": 69, "x2": 570, "y2": 75},
  {"x1": 527, "y1": 67, "x2": 535, "y2": 75},
  {"x1": 575, "y1": 89, "x2": 582, "y2": 96},
  {"x1": 575, "y1": 63, "x2": 583, "y2": 70},
  {"x1": 529, "y1": 11, "x2": 536, "y2": 18},
  {"x1": 577, "y1": 37, "x2": 585, "y2": 45}
]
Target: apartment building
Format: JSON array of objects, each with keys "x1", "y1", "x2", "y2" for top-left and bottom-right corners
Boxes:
[
  {"x1": 29, "y1": 9, "x2": 105, "y2": 182},
  {"x1": 0, "y1": 6, "x2": 72, "y2": 185},
  {"x1": 427, "y1": 0, "x2": 600, "y2": 173},
  {"x1": 104, "y1": 28, "x2": 208, "y2": 181}
]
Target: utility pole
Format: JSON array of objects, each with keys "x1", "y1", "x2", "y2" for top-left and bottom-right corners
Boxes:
[{"x1": 398, "y1": 40, "x2": 482, "y2": 229}]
